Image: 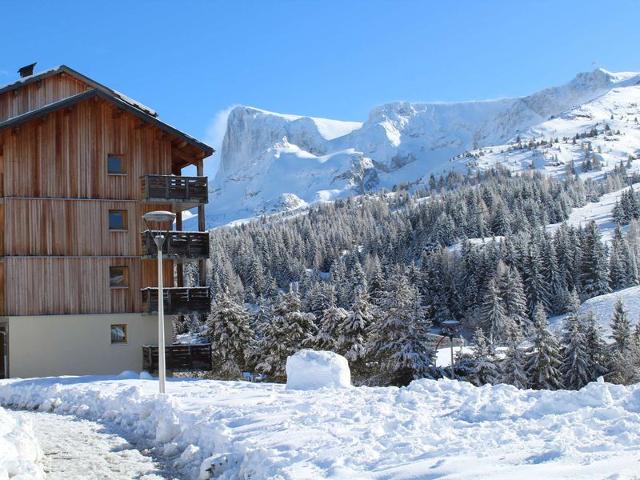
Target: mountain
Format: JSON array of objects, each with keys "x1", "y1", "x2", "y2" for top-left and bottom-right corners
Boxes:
[{"x1": 207, "y1": 69, "x2": 640, "y2": 227}]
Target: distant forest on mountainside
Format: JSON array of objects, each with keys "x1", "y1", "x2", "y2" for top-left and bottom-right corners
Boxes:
[{"x1": 195, "y1": 165, "x2": 640, "y2": 388}]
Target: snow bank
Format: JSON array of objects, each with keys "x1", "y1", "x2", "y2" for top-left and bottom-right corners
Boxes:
[
  {"x1": 286, "y1": 349, "x2": 351, "y2": 390},
  {"x1": 1, "y1": 376, "x2": 640, "y2": 479},
  {"x1": 0, "y1": 406, "x2": 44, "y2": 479}
]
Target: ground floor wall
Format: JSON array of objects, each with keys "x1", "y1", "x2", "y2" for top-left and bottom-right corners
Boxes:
[{"x1": 0, "y1": 313, "x2": 173, "y2": 378}]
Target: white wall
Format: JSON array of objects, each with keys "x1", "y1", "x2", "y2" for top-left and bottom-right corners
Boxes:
[{"x1": 4, "y1": 313, "x2": 173, "y2": 378}]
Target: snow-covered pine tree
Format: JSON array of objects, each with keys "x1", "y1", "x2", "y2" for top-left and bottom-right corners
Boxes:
[
  {"x1": 338, "y1": 288, "x2": 375, "y2": 380},
  {"x1": 607, "y1": 299, "x2": 637, "y2": 384},
  {"x1": 255, "y1": 290, "x2": 317, "y2": 381},
  {"x1": 522, "y1": 243, "x2": 551, "y2": 315},
  {"x1": 205, "y1": 291, "x2": 253, "y2": 379},
  {"x1": 560, "y1": 310, "x2": 591, "y2": 390},
  {"x1": 500, "y1": 340, "x2": 528, "y2": 389},
  {"x1": 581, "y1": 221, "x2": 610, "y2": 298},
  {"x1": 582, "y1": 311, "x2": 608, "y2": 381},
  {"x1": 498, "y1": 265, "x2": 530, "y2": 335},
  {"x1": 369, "y1": 271, "x2": 434, "y2": 386},
  {"x1": 470, "y1": 328, "x2": 499, "y2": 386},
  {"x1": 479, "y1": 276, "x2": 512, "y2": 345},
  {"x1": 526, "y1": 303, "x2": 563, "y2": 390},
  {"x1": 314, "y1": 305, "x2": 349, "y2": 351}
]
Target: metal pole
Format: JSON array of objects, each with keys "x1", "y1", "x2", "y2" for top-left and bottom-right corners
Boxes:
[
  {"x1": 155, "y1": 234, "x2": 166, "y2": 394},
  {"x1": 449, "y1": 336, "x2": 455, "y2": 379}
]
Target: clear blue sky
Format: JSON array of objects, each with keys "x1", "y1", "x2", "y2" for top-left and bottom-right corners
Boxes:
[{"x1": 3, "y1": 0, "x2": 640, "y2": 173}]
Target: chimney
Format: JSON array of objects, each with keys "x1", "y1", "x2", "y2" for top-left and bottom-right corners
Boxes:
[{"x1": 18, "y1": 62, "x2": 37, "y2": 78}]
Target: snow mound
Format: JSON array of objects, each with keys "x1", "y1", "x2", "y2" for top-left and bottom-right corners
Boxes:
[
  {"x1": 0, "y1": 406, "x2": 44, "y2": 479},
  {"x1": 286, "y1": 349, "x2": 351, "y2": 390}
]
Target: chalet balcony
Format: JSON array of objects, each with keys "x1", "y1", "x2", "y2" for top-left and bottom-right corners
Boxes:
[
  {"x1": 141, "y1": 175, "x2": 208, "y2": 207},
  {"x1": 142, "y1": 344, "x2": 212, "y2": 372},
  {"x1": 141, "y1": 230, "x2": 209, "y2": 260},
  {"x1": 141, "y1": 287, "x2": 211, "y2": 315}
]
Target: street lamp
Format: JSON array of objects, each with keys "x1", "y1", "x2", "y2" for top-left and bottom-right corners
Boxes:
[
  {"x1": 143, "y1": 210, "x2": 176, "y2": 394},
  {"x1": 441, "y1": 320, "x2": 461, "y2": 379}
]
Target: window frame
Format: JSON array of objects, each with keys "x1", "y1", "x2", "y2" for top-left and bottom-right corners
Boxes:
[
  {"x1": 110, "y1": 324, "x2": 128, "y2": 344},
  {"x1": 107, "y1": 153, "x2": 126, "y2": 176},
  {"x1": 109, "y1": 265, "x2": 129, "y2": 289},
  {"x1": 108, "y1": 209, "x2": 128, "y2": 231}
]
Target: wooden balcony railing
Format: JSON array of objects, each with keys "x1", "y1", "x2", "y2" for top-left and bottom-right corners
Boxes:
[
  {"x1": 141, "y1": 230, "x2": 209, "y2": 260},
  {"x1": 141, "y1": 287, "x2": 211, "y2": 315},
  {"x1": 142, "y1": 344, "x2": 212, "y2": 372},
  {"x1": 141, "y1": 175, "x2": 208, "y2": 204}
]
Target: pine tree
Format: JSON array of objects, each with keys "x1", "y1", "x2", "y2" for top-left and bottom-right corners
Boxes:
[
  {"x1": 470, "y1": 328, "x2": 499, "y2": 386},
  {"x1": 526, "y1": 303, "x2": 563, "y2": 389},
  {"x1": 498, "y1": 265, "x2": 530, "y2": 334},
  {"x1": 315, "y1": 306, "x2": 349, "y2": 351},
  {"x1": 205, "y1": 291, "x2": 253, "y2": 379},
  {"x1": 560, "y1": 311, "x2": 591, "y2": 389},
  {"x1": 607, "y1": 299, "x2": 636, "y2": 384},
  {"x1": 338, "y1": 288, "x2": 375, "y2": 380},
  {"x1": 256, "y1": 290, "x2": 317, "y2": 381},
  {"x1": 583, "y1": 311, "x2": 608, "y2": 381},
  {"x1": 369, "y1": 271, "x2": 434, "y2": 385},
  {"x1": 581, "y1": 221, "x2": 610, "y2": 298},
  {"x1": 479, "y1": 277, "x2": 512, "y2": 344}
]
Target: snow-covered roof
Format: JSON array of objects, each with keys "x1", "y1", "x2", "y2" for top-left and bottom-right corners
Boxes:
[
  {"x1": 0, "y1": 65, "x2": 213, "y2": 158},
  {"x1": 0, "y1": 65, "x2": 158, "y2": 117}
]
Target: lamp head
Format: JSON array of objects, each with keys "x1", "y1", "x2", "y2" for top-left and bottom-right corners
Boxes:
[{"x1": 143, "y1": 210, "x2": 176, "y2": 224}]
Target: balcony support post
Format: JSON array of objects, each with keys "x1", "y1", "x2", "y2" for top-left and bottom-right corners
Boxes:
[{"x1": 196, "y1": 159, "x2": 207, "y2": 287}]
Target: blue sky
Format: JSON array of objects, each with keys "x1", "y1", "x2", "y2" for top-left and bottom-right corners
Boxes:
[{"x1": 3, "y1": 0, "x2": 640, "y2": 174}]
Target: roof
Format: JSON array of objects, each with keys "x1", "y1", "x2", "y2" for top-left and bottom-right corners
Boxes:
[
  {"x1": 0, "y1": 65, "x2": 213, "y2": 158},
  {"x1": 0, "y1": 88, "x2": 214, "y2": 158}
]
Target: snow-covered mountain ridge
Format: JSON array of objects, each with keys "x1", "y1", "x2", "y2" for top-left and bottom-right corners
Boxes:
[{"x1": 208, "y1": 68, "x2": 640, "y2": 227}]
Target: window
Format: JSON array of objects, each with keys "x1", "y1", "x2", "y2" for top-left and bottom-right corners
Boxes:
[
  {"x1": 107, "y1": 154, "x2": 125, "y2": 174},
  {"x1": 109, "y1": 210, "x2": 127, "y2": 230},
  {"x1": 110, "y1": 324, "x2": 128, "y2": 344},
  {"x1": 109, "y1": 266, "x2": 129, "y2": 288}
]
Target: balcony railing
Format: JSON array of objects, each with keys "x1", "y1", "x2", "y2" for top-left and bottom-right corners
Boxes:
[
  {"x1": 141, "y1": 230, "x2": 209, "y2": 260},
  {"x1": 141, "y1": 287, "x2": 211, "y2": 315},
  {"x1": 142, "y1": 344, "x2": 212, "y2": 372},
  {"x1": 141, "y1": 175, "x2": 208, "y2": 204}
]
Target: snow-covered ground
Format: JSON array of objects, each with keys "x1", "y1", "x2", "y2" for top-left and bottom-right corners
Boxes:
[
  {"x1": 2, "y1": 375, "x2": 640, "y2": 479},
  {"x1": 550, "y1": 285, "x2": 640, "y2": 338},
  {"x1": 546, "y1": 183, "x2": 640, "y2": 243},
  {"x1": 0, "y1": 406, "x2": 44, "y2": 479}
]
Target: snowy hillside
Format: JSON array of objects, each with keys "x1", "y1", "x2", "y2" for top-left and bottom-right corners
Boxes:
[
  {"x1": 2, "y1": 375, "x2": 640, "y2": 479},
  {"x1": 209, "y1": 69, "x2": 640, "y2": 226}
]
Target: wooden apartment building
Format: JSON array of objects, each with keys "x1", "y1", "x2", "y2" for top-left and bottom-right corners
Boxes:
[{"x1": 0, "y1": 65, "x2": 213, "y2": 378}]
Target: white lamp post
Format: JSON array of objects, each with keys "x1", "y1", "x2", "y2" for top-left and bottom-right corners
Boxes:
[{"x1": 143, "y1": 210, "x2": 176, "y2": 394}]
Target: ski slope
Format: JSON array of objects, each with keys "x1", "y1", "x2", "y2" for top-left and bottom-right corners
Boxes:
[{"x1": 2, "y1": 375, "x2": 640, "y2": 479}]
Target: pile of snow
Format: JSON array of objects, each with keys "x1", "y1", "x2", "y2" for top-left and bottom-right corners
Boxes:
[
  {"x1": 2, "y1": 375, "x2": 640, "y2": 478},
  {"x1": 286, "y1": 349, "x2": 351, "y2": 390},
  {"x1": 0, "y1": 406, "x2": 44, "y2": 479}
]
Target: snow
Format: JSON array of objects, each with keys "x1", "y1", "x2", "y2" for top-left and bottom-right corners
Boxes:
[
  {"x1": 0, "y1": 406, "x2": 44, "y2": 479},
  {"x1": 13, "y1": 410, "x2": 169, "y2": 479},
  {"x1": 285, "y1": 350, "x2": 351, "y2": 390},
  {"x1": 550, "y1": 285, "x2": 640, "y2": 338},
  {"x1": 2, "y1": 375, "x2": 640, "y2": 479},
  {"x1": 207, "y1": 68, "x2": 640, "y2": 227}
]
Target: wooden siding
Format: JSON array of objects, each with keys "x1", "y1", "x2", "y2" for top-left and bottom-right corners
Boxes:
[
  {"x1": 0, "y1": 73, "x2": 90, "y2": 122},
  {"x1": 0, "y1": 99, "x2": 173, "y2": 199},
  {"x1": 2, "y1": 198, "x2": 171, "y2": 256},
  {"x1": 3, "y1": 257, "x2": 173, "y2": 316},
  {"x1": 0, "y1": 81, "x2": 208, "y2": 317}
]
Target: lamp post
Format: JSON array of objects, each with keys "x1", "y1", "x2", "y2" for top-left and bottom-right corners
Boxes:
[
  {"x1": 143, "y1": 210, "x2": 176, "y2": 394},
  {"x1": 441, "y1": 320, "x2": 461, "y2": 379}
]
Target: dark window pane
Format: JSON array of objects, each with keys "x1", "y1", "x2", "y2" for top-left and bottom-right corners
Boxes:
[
  {"x1": 111, "y1": 324, "x2": 127, "y2": 343},
  {"x1": 107, "y1": 154, "x2": 124, "y2": 174},
  {"x1": 110, "y1": 266, "x2": 128, "y2": 287},
  {"x1": 109, "y1": 210, "x2": 127, "y2": 230}
]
